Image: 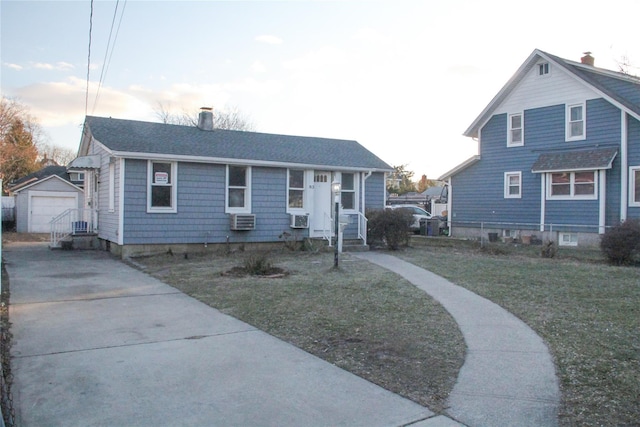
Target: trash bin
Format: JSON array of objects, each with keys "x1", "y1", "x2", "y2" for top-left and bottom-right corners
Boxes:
[
  {"x1": 427, "y1": 219, "x2": 440, "y2": 236},
  {"x1": 419, "y1": 218, "x2": 427, "y2": 236}
]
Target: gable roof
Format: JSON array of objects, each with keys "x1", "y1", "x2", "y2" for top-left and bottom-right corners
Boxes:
[
  {"x1": 531, "y1": 147, "x2": 618, "y2": 173},
  {"x1": 464, "y1": 49, "x2": 640, "y2": 138},
  {"x1": 8, "y1": 165, "x2": 68, "y2": 192},
  {"x1": 12, "y1": 174, "x2": 83, "y2": 193},
  {"x1": 83, "y1": 116, "x2": 392, "y2": 172}
]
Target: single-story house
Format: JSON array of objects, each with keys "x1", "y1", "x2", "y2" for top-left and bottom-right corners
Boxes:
[{"x1": 67, "y1": 109, "x2": 392, "y2": 256}]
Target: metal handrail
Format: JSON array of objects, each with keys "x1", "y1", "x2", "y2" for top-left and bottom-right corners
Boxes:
[{"x1": 50, "y1": 208, "x2": 97, "y2": 248}]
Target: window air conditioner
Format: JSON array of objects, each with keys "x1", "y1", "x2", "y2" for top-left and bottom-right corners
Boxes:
[
  {"x1": 230, "y1": 214, "x2": 256, "y2": 230},
  {"x1": 290, "y1": 214, "x2": 309, "y2": 229}
]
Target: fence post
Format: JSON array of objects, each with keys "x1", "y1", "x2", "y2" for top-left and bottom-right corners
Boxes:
[{"x1": 480, "y1": 221, "x2": 484, "y2": 248}]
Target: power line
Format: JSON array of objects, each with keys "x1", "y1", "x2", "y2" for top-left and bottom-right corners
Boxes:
[
  {"x1": 85, "y1": 0, "x2": 94, "y2": 117},
  {"x1": 93, "y1": 0, "x2": 127, "y2": 114}
]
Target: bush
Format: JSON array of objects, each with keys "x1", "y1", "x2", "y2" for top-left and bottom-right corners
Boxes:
[
  {"x1": 600, "y1": 219, "x2": 640, "y2": 265},
  {"x1": 243, "y1": 254, "x2": 274, "y2": 275},
  {"x1": 541, "y1": 240, "x2": 557, "y2": 258},
  {"x1": 367, "y1": 208, "x2": 413, "y2": 250}
]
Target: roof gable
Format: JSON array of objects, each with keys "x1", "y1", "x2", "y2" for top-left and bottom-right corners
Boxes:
[
  {"x1": 84, "y1": 116, "x2": 392, "y2": 172},
  {"x1": 12, "y1": 174, "x2": 83, "y2": 193},
  {"x1": 465, "y1": 49, "x2": 640, "y2": 138}
]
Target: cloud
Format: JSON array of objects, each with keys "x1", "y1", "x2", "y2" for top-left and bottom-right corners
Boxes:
[
  {"x1": 251, "y1": 60, "x2": 267, "y2": 74},
  {"x1": 4, "y1": 63, "x2": 23, "y2": 71},
  {"x1": 352, "y1": 28, "x2": 388, "y2": 45},
  {"x1": 255, "y1": 34, "x2": 283, "y2": 45}
]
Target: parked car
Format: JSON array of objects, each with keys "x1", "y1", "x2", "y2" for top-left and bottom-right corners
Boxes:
[{"x1": 386, "y1": 204, "x2": 432, "y2": 233}]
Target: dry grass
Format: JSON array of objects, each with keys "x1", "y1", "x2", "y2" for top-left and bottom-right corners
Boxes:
[
  {"x1": 134, "y1": 248, "x2": 465, "y2": 413},
  {"x1": 399, "y1": 237, "x2": 640, "y2": 427}
]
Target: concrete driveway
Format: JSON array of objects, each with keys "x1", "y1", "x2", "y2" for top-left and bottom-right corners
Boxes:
[{"x1": 3, "y1": 243, "x2": 447, "y2": 427}]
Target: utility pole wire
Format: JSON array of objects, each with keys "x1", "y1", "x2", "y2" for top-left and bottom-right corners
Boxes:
[{"x1": 85, "y1": 0, "x2": 94, "y2": 117}]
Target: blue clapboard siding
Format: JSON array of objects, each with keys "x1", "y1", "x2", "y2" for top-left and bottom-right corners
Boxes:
[
  {"x1": 453, "y1": 99, "x2": 625, "y2": 229},
  {"x1": 628, "y1": 114, "x2": 640, "y2": 220}
]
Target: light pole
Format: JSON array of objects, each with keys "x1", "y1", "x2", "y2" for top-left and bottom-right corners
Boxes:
[{"x1": 332, "y1": 180, "x2": 341, "y2": 268}]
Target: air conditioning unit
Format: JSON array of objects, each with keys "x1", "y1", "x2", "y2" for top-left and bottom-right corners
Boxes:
[
  {"x1": 230, "y1": 214, "x2": 256, "y2": 230},
  {"x1": 290, "y1": 214, "x2": 309, "y2": 229}
]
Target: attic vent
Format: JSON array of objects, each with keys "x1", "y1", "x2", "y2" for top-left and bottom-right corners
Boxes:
[
  {"x1": 230, "y1": 214, "x2": 255, "y2": 230},
  {"x1": 538, "y1": 62, "x2": 549, "y2": 76},
  {"x1": 290, "y1": 214, "x2": 309, "y2": 229}
]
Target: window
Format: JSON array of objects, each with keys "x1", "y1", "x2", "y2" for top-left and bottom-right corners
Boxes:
[
  {"x1": 147, "y1": 161, "x2": 177, "y2": 212},
  {"x1": 226, "y1": 165, "x2": 251, "y2": 213},
  {"x1": 508, "y1": 113, "x2": 523, "y2": 146},
  {"x1": 566, "y1": 103, "x2": 585, "y2": 140},
  {"x1": 504, "y1": 172, "x2": 522, "y2": 198},
  {"x1": 630, "y1": 166, "x2": 640, "y2": 207},
  {"x1": 559, "y1": 232, "x2": 578, "y2": 247},
  {"x1": 548, "y1": 171, "x2": 596, "y2": 199},
  {"x1": 288, "y1": 169, "x2": 305, "y2": 210},
  {"x1": 538, "y1": 62, "x2": 550, "y2": 76},
  {"x1": 340, "y1": 173, "x2": 356, "y2": 210}
]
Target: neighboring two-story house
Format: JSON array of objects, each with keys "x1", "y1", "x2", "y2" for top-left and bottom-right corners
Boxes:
[
  {"x1": 64, "y1": 109, "x2": 392, "y2": 256},
  {"x1": 439, "y1": 49, "x2": 640, "y2": 246}
]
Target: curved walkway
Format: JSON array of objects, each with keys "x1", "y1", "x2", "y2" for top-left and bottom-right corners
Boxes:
[{"x1": 354, "y1": 252, "x2": 560, "y2": 427}]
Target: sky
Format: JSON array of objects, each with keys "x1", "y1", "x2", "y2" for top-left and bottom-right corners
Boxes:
[{"x1": 2, "y1": 0, "x2": 640, "y2": 180}]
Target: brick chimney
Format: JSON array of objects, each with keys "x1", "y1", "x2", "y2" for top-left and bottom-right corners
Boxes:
[
  {"x1": 197, "y1": 107, "x2": 214, "y2": 131},
  {"x1": 580, "y1": 52, "x2": 594, "y2": 66}
]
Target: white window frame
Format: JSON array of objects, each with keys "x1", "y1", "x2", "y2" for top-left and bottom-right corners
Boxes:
[
  {"x1": 546, "y1": 171, "x2": 597, "y2": 200},
  {"x1": 630, "y1": 166, "x2": 640, "y2": 207},
  {"x1": 538, "y1": 62, "x2": 550, "y2": 76},
  {"x1": 559, "y1": 232, "x2": 578, "y2": 247},
  {"x1": 226, "y1": 165, "x2": 252, "y2": 214},
  {"x1": 339, "y1": 172, "x2": 359, "y2": 212},
  {"x1": 566, "y1": 103, "x2": 586, "y2": 141},
  {"x1": 147, "y1": 160, "x2": 177, "y2": 213},
  {"x1": 504, "y1": 171, "x2": 522, "y2": 198},
  {"x1": 287, "y1": 169, "x2": 307, "y2": 213},
  {"x1": 508, "y1": 113, "x2": 524, "y2": 147}
]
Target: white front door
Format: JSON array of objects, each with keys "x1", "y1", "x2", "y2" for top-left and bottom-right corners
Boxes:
[{"x1": 310, "y1": 171, "x2": 332, "y2": 237}]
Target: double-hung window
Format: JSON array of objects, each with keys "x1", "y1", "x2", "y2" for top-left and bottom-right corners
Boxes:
[
  {"x1": 630, "y1": 166, "x2": 640, "y2": 207},
  {"x1": 548, "y1": 171, "x2": 596, "y2": 199},
  {"x1": 508, "y1": 113, "x2": 523, "y2": 147},
  {"x1": 504, "y1": 171, "x2": 522, "y2": 198},
  {"x1": 226, "y1": 165, "x2": 251, "y2": 213},
  {"x1": 147, "y1": 161, "x2": 177, "y2": 213},
  {"x1": 566, "y1": 103, "x2": 586, "y2": 140},
  {"x1": 340, "y1": 173, "x2": 357, "y2": 210},
  {"x1": 288, "y1": 169, "x2": 305, "y2": 210}
]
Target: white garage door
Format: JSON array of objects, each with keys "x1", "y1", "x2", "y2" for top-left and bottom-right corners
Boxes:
[{"x1": 30, "y1": 194, "x2": 77, "y2": 233}]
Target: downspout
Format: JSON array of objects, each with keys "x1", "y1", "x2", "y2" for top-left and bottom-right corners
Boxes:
[
  {"x1": 620, "y1": 111, "x2": 628, "y2": 223},
  {"x1": 540, "y1": 174, "x2": 546, "y2": 232},
  {"x1": 599, "y1": 169, "x2": 607, "y2": 234},
  {"x1": 446, "y1": 177, "x2": 452, "y2": 236}
]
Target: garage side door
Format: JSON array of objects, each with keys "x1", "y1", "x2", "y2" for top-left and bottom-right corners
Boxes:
[{"x1": 30, "y1": 194, "x2": 77, "y2": 233}]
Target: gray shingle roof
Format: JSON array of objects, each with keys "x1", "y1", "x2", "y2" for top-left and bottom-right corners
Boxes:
[
  {"x1": 531, "y1": 147, "x2": 618, "y2": 173},
  {"x1": 85, "y1": 116, "x2": 392, "y2": 171}
]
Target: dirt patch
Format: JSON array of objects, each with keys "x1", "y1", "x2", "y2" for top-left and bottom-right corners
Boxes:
[{"x1": 2, "y1": 232, "x2": 49, "y2": 243}]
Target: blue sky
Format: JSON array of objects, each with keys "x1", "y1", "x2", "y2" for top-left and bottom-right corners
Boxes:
[{"x1": 2, "y1": 0, "x2": 640, "y2": 179}]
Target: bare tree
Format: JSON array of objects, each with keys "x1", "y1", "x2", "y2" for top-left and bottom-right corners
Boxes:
[
  {"x1": 154, "y1": 102, "x2": 255, "y2": 131},
  {"x1": 38, "y1": 142, "x2": 76, "y2": 166}
]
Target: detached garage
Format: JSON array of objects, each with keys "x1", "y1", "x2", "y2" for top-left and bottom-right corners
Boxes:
[{"x1": 13, "y1": 175, "x2": 84, "y2": 233}]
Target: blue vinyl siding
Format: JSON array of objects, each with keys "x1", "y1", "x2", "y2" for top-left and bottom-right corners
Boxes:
[
  {"x1": 628, "y1": 115, "x2": 640, "y2": 220},
  {"x1": 365, "y1": 172, "x2": 385, "y2": 209},
  {"x1": 453, "y1": 99, "x2": 626, "y2": 230}
]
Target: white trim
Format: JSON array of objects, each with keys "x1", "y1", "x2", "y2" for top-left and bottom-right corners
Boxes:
[
  {"x1": 438, "y1": 155, "x2": 481, "y2": 180},
  {"x1": 108, "y1": 163, "x2": 115, "y2": 212},
  {"x1": 504, "y1": 171, "x2": 522, "y2": 198},
  {"x1": 630, "y1": 166, "x2": 640, "y2": 207},
  {"x1": 118, "y1": 158, "x2": 125, "y2": 245},
  {"x1": 540, "y1": 174, "x2": 546, "y2": 232},
  {"x1": 566, "y1": 102, "x2": 586, "y2": 141},
  {"x1": 108, "y1": 150, "x2": 392, "y2": 174},
  {"x1": 621, "y1": 112, "x2": 629, "y2": 220},
  {"x1": 226, "y1": 165, "x2": 252, "y2": 214},
  {"x1": 507, "y1": 113, "x2": 524, "y2": 147},
  {"x1": 546, "y1": 171, "x2": 597, "y2": 200},
  {"x1": 147, "y1": 160, "x2": 178, "y2": 213},
  {"x1": 599, "y1": 169, "x2": 606, "y2": 234},
  {"x1": 339, "y1": 171, "x2": 359, "y2": 213},
  {"x1": 286, "y1": 168, "x2": 308, "y2": 214}
]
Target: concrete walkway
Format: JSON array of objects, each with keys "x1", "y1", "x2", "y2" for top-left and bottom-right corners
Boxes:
[
  {"x1": 4, "y1": 242, "x2": 462, "y2": 427},
  {"x1": 354, "y1": 252, "x2": 560, "y2": 427}
]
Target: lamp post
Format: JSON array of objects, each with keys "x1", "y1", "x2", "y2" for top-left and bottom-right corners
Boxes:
[{"x1": 331, "y1": 180, "x2": 341, "y2": 268}]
